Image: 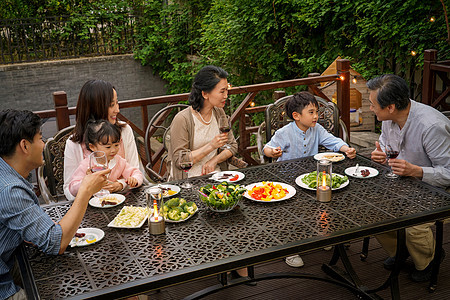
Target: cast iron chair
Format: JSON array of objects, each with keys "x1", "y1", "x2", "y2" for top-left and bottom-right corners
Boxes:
[
  {"x1": 37, "y1": 125, "x2": 75, "y2": 204},
  {"x1": 256, "y1": 95, "x2": 348, "y2": 163},
  {"x1": 144, "y1": 104, "x2": 249, "y2": 182},
  {"x1": 144, "y1": 104, "x2": 189, "y2": 183}
]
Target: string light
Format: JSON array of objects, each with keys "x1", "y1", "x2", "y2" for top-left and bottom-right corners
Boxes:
[
  {"x1": 411, "y1": 50, "x2": 417, "y2": 56},
  {"x1": 430, "y1": 16, "x2": 436, "y2": 22},
  {"x1": 339, "y1": 75, "x2": 345, "y2": 81},
  {"x1": 250, "y1": 101, "x2": 255, "y2": 107},
  {"x1": 352, "y1": 76, "x2": 357, "y2": 84},
  {"x1": 227, "y1": 83, "x2": 232, "y2": 89}
]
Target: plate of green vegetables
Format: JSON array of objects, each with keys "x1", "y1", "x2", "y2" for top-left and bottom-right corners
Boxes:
[
  {"x1": 295, "y1": 171, "x2": 349, "y2": 190},
  {"x1": 161, "y1": 197, "x2": 198, "y2": 222}
]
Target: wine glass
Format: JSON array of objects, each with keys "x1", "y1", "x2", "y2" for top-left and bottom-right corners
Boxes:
[
  {"x1": 218, "y1": 115, "x2": 231, "y2": 149},
  {"x1": 179, "y1": 150, "x2": 193, "y2": 189},
  {"x1": 384, "y1": 136, "x2": 400, "y2": 179},
  {"x1": 89, "y1": 151, "x2": 110, "y2": 197}
]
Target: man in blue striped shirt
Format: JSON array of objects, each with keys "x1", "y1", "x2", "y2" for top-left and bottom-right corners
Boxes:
[{"x1": 0, "y1": 110, "x2": 109, "y2": 300}]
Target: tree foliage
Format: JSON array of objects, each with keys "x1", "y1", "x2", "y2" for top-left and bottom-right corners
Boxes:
[
  {"x1": 3, "y1": 0, "x2": 449, "y2": 98},
  {"x1": 0, "y1": 0, "x2": 144, "y2": 19},
  {"x1": 1, "y1": 1, "x2": 144, "y2": 63},
  {"x1": 134, "y1": 0, "x2": 450, "y2": 98}
]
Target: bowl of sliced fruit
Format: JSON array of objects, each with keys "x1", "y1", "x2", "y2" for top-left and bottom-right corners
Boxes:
[{"x1": 198, "y1": 182, "x2": 246, "y2": 212}]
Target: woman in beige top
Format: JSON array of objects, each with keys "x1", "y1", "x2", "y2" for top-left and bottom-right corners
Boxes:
[
  {"x1": 167, "y1": 65, "x2": 254, "y2": 284},
  {"x1": 167, "y1": 65, "x2": 238, "y2": 181}
]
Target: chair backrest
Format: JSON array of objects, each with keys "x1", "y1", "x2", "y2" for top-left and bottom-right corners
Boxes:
[
  {"x1": 144, "y1": 104, "x2": 189, "y2": 182},
  {"x1": 38, "y1": 125, "x2": 75, "y2": 203},
  {"x1": 442, "y1": 111, "x2": 450, "y2": 120},
  {"x1": 257, "y1": 95, "x2": 345, "y2": 163},
  {"x1": 265, "y1": 95, "x2": 339, "y2": 141}
]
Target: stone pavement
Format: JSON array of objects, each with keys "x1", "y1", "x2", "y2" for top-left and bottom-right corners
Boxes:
[{"x1": 349, "y1": 131, "x2": 380, "y2": 158}]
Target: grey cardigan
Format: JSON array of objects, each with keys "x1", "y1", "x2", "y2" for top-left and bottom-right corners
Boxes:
[{"x1": 167, "y1": 107, "x2": 238, "y2": 181}]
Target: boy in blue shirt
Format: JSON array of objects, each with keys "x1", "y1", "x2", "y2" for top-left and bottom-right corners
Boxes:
[
  {"x1": 264, "y1": 91, "x2": 356, "y2": 161},
  {"x1": 263, "y1": 91, "x2": 356, "y2": 267}
]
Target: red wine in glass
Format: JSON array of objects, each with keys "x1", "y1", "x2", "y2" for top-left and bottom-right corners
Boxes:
[
  {"x1": 218, "y1": 115, "x2": 231, "y2": 149},
  {"x1": 180, "y1": 162, "x2": 193, "y2": 172},
  {"x1": 386, "y1": 151, "x2": 399, "y2": 159},
  {"x1": 385, "y1": 143, "x2": 399, "y2": 179},
  {"x1": 219, "y1": 126, "x2": 231, "y2": 133},
  {"x1": 179, "y1": 150, "x2": 193, "y2": 188}
]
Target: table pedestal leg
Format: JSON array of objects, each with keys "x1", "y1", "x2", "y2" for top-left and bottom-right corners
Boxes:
[
  {"x1": 429, "y1": 220, "x2": 444, "y2": 292},
  {"x1": 322, "y1": 229, "x2": 407, "y2": 300}
]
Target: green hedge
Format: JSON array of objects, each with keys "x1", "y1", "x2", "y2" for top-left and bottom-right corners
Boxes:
[{"x1": 134, "y1": 0, "x2": 450, "y2": 99}]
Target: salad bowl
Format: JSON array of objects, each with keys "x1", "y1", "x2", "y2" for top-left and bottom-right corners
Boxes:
[{"x1": 198, "y1": 182, "x2": 246, "y2": 212}]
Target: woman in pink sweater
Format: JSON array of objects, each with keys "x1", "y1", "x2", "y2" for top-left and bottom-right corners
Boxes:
[{"x1": 69, "y1": 119, "x2": 143, "y2": 196}]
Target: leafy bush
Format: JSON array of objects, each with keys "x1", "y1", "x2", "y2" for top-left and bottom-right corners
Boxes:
[{"x1": 134, "y1": 0, "x2": 450, "y2": 100}]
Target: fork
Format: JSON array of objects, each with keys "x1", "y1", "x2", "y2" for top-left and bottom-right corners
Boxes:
[{"x1": 353, "y1": 164, "x2": 360, "y2": 176}]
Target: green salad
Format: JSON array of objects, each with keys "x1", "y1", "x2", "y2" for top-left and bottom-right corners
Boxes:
[
  {"x1": 301, "y1": 171, "x2": 348, "y2": 189},
  {"x1": 161, "y1": 198, "x2": 198, "y2": 221},
  {"x1": 199, "y1": 182, "x2": 246, "y2": 211}
]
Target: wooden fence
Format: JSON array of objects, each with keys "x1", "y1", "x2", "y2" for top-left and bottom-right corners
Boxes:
[
  {"x1": 422, "y1": 49, "x2": 450, "y2": 111},
  {"x1": 0, "y1": 15, "x2": 137, "y2": 64}
]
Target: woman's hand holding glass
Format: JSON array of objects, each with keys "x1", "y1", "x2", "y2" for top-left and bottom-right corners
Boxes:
[{"x1": 209, "y1": 132, "x2": 228, "y2": 149}]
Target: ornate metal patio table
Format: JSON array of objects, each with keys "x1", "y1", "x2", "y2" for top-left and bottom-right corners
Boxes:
[{"x1": 17, "y1": 155, "x2": 450, "y2": 299}]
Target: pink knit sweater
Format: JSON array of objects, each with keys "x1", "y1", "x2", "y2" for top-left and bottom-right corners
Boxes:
[{"x1": 69, "y1": 155, "x2": 144, "y2": 196}]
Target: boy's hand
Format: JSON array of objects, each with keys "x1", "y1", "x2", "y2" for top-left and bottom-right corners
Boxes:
[
  {"x1": 339, "y1": 145, "x2": 356, "y2": 159},
  {"x1": 264, "y1": 146, "x2": 283, "y2": 158},
  {"x1": 344, "y1": 147, "x2": 356, "y2": 159},
  {"x1": 127, "y1": 177, "x2": 138, "y2": 187},
  {"x1": 371, "y1": 141, "x2": 387, "y2": 164}
]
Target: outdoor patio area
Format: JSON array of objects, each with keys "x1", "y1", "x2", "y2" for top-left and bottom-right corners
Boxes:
[
  {"x1": 141, "y1": 142, "x2": 450, "y2": 300},
  {"x1": 3, "y1": 2, "x2": 450, "y2": 300},
  {"x1": 146, "y1": 234, "x2": 450, "y2": 300}
]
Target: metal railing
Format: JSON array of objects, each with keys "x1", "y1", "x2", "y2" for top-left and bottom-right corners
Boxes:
[{"x1": 0, "y1": 15, "x2": 138, "y2": 64}]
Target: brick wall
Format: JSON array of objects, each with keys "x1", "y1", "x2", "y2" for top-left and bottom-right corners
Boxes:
[{"x1": 0, "y1": 54, "x2": 167, "y2": 137}]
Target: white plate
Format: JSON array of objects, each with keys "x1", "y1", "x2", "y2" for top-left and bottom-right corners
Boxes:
[
  {"x1": 314, "y1": 152, "x2": 345, "y2": 162},
  {"x1": 165, "y1": 206, "x2": 199, "y2": 223},
  {"x1": 209, "y1": 171, "x2": 245, "y2": 183},
  {"x1": 107, "y1": 206, "x2": 150, "y2": 229},
  {"x1": 70, "y1": 228, "x2": 104, "y2": 247},
  {"x1": 89, "y1": 194, "x2": 126, "y2": 208},
  {"x1": 295, "y1": 173, "x2": 349, "y2": 191},
  {"x1": 345, "y1": 166, "x2": 379, "y2": 178},
  {"x1": 244, "y1": 182, "x2": 296, "y2": 202},
  {"x1": 157, "y1": 184, "x2": 181, "y2": 198}
]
